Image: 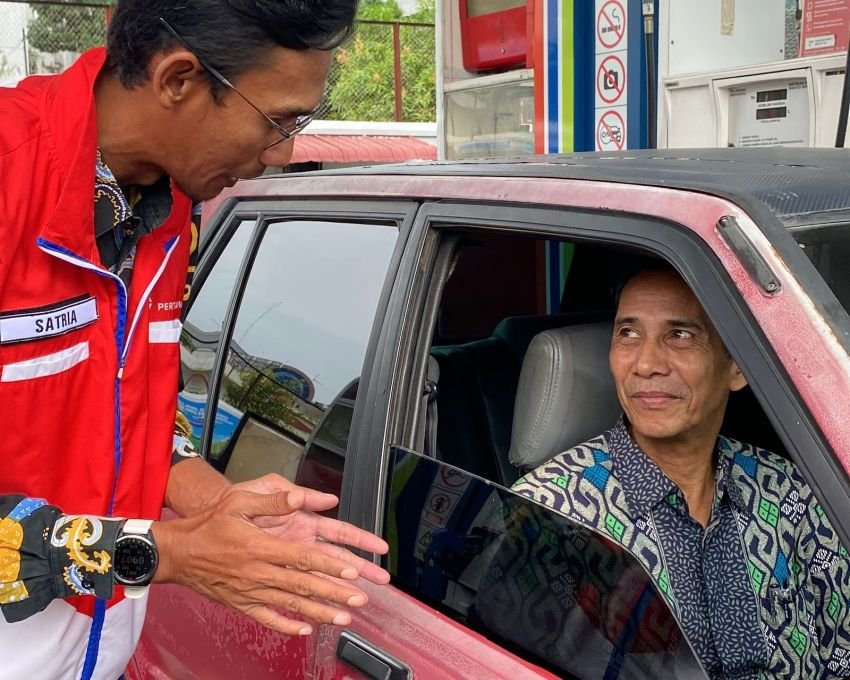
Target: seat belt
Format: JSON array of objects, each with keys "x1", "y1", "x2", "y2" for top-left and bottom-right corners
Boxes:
[{"x1": 416, "y1": 356, "x2": 440, "y2": 458}]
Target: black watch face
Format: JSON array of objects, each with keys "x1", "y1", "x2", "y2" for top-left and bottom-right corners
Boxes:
[{"x1": 115, "y1": 536, "x2": 157, "y2": 585}]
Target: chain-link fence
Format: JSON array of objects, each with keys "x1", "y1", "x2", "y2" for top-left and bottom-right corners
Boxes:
[
  {"x1": 0, "y1": 0, "x2": 110, "y2": 86},
  {"x1": 0, "y1": 3, "x2": 436, "y2": 123},
  {"x1": 320, "y1": 20, "x2": 435, "y2": 122}
]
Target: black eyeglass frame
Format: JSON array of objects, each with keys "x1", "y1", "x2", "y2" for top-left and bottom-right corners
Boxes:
[{"x1": 158, "y1": 17, "x2": 314, "y2": 149}]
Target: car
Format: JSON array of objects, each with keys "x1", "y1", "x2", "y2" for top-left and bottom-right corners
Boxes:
[{"x1": 127, "y1": 148, "x2": 850, "y2": 680}]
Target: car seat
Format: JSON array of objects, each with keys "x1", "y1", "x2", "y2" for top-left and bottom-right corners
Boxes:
[
  {"x1": 508, "y1": 322, "x2": 621, "y2": 473},
  {"x1": 430, "y1": 312, "x2": 610, "y2": 486}
]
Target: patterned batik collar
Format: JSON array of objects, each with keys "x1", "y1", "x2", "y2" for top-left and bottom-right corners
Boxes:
[
  {"x1": 95, "y1": 149, "x2": 173, "y2": 232},
  {"x1": 713, "y1": 437, "x2": 749, "y2": 514},
  {"x1": 94, "y1": 148, "x2": 133, "y2": 227},
  {"x1": 608, "y1": 417, "x2": 680, "y2": 518},
  {"x1": 608, "y1": 417, "x2": 744, "y2": 520}
]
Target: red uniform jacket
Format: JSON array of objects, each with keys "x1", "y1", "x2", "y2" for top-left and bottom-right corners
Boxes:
[{"x1": 0, "y1": 48, "x2": 192, "y2": 679}]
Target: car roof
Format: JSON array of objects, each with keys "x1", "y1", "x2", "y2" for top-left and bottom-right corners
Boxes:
[{"x1": 268, "y1": 147, "x2": 850, "y2": 230}]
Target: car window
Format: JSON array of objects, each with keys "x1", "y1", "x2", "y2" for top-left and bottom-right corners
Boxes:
[
  {"x1": 385, "y1": 447, "x2": 705, "y2": 679},
  {"x1": 385, "y1": 222, "x2": 803, "y2": 679},
  {"x1": 791, "y1": 222, "x2": 850, "y2": 316},
  {"x1": 178, "y1": 219, "x2": 256, "y2": 450},
  {"x1": 209, "y1": 219, "x2": 398, "y2": 508}
]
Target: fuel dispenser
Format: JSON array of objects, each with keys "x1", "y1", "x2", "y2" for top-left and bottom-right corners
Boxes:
[
  {"x1": 658, "y1": 0, "x2": 850, "y2": 149},
  {"x1": 437, "y1": 0, "x2": 850, "y2": 158}
]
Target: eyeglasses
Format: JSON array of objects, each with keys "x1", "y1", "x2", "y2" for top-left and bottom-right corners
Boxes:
[{"x1": 158, "y1": 17, "x2": 313, "y2": 149}]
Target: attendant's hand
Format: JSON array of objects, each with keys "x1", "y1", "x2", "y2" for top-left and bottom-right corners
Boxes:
[
  {"x1": 227, "y1": 473, "x2": 340, "y2": 516},
  {"x1": 153, "y1": 486, "x2": 388, "y2": 636},
  {"x1": 223, "y1": 474, "x2": 390, "y2": 586}
]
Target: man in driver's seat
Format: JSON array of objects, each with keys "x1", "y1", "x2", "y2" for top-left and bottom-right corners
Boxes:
[{"x1": 513, "y1": 265, "x2": 850, "y2": 679}]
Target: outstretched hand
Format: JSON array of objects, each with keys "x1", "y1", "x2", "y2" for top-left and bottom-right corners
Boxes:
[
  {"x1": 153, "y1": 481, "x2": 389, "y2": 637},
  {"x1": 227, "y1": 474, "x2": 390, "y2": 586}
]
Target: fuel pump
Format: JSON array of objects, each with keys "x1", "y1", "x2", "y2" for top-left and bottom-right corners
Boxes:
[
  {"x1": 437, "y1": 0, "x2": 848, "y2": 157},
  {"x1": 657, "y1": 0, "x2": 850, "y2": 149}
]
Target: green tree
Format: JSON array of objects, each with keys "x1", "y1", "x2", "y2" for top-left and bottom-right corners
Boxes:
[
  {"x1": 27, "y1": 4, "x2": 110, "y2": 54},
  {"x1": 219, "y1": 367, "x2": 319, "y2": 456},
  {"x1": 358, "y1": 0, "x2": 403, "y2": 21},
  {"x1": 326, "y1": 0, "x2": 435, "y2": 122}
]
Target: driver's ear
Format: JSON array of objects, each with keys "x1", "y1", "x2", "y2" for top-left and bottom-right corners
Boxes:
[{"x1": 728, "y1": 360, "x2": 748, "y2": 392}]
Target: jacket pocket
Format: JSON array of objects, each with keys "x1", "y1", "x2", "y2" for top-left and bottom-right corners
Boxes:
[{"x1": 1, "y1": 341, "x2": 89, "y2": 382}]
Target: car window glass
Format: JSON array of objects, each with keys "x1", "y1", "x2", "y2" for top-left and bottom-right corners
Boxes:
[
  {"x1": 178, "y1": 219, "x2": 255, "y2": 450},
  {"x1": 792, "y1": 222, "x2": 850, "y2": 317},
  {"x1": 385, "y1": 447, "x2": 706, "y2": 680},
  {"x1": 210, "y1": 220, "x2": 398, "y2": 507}
]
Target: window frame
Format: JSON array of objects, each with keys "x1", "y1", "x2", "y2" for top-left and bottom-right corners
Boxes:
[
  {"x1": 339, "y1": 199, "x2": 850, "y2": 552},
  {"x1": 184, "y1": 199, "x2": 418, "y2": 463}
]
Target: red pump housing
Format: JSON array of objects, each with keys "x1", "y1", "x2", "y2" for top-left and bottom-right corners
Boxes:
[{"x1": 459, "y1": 0, "x2": 532, "y2": 72}]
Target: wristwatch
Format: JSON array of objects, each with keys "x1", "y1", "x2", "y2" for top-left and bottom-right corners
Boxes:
[{"x1": 113, "y1": 519, "x2": 158, "y2": 599}]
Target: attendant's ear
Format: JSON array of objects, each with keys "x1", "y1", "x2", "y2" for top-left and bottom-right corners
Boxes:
[{"x1": 150, "y1": 51, "x2": 207, "y2": 110}]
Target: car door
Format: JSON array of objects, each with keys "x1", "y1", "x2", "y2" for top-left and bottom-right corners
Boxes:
[
  {"x1": 307, "y1": 200, "x2": 720, "y2": 680},
  {"x1": 314, "y1": 193, "x2": 850, "y2": 679},
  {"x1": 311, "y1": 450, "x2": 704, "y2": 680},
  {"x1": 129, "y1": 198, "x2": 416, "y2": 680}
]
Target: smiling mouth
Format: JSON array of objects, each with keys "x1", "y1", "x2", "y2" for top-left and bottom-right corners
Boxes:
[{"x1": 629, "y1": 392, "x2": 679, "y2": 406}]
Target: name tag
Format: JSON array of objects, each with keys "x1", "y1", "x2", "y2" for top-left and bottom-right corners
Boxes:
[{"x1": 0, "y1": 295, "x2": 99, "y2": 345}]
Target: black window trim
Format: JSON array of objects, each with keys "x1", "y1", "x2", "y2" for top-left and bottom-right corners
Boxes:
[{"x1": 341, "y1": 200, "x2": 850, "y2": 552}]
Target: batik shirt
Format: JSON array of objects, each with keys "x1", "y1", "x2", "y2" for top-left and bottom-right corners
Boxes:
[
  {"x1": 0, "y1": 155, "x2": 201, "y2": 622},
  {"x1": 513, "y1": 418, "x2": 850, "y2": 679}
]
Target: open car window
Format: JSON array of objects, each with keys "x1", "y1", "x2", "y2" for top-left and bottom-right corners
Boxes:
[{"x1": 385, "y1": 447, "x2": 707, "y2": 680}]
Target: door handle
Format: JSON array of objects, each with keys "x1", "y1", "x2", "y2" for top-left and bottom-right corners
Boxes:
[{"x1": 336, "y1": 630, "x2": 412, "y2": 680}]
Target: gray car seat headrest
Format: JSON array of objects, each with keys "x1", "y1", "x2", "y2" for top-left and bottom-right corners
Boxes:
[{"x1": 508, "y1": 322, "x2": 621, "y2": 469}]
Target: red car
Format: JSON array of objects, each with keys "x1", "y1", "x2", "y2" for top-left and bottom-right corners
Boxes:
[{"x1": 128, "y1": 148, "x2": 850, "y2": 679}]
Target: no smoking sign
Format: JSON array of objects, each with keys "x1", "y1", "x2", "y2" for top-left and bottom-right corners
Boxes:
[{"x1": 596, "y1": 0, "x2": 626, "y2": 51}]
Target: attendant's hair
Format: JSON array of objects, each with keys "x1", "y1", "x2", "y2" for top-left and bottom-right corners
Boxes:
[{"x1": 106, "y1": 0, "x2": 357, "y2": 89}]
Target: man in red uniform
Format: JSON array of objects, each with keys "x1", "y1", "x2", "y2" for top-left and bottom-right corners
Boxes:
[{"x1": 0, "y1": 2, "x2": 390, "y2": 678}]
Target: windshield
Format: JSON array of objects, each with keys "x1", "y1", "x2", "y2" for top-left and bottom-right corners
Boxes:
[
  {"x1": 386, "y1": 448, "x2": 706, "y2": 679},
  {"x1": 791, "y1": 222, "x2": 850, "y2": 314}
]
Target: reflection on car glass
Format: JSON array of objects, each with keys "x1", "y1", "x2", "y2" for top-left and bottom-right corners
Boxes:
[
  {"x1": 386, "y1": 448, "x2": 707, "y2": 680},
  {"x1": 222, "y1": 343, "x2": 323, "y2": 439},
  {"x1": 229, "y1": 220, "x2": 397, "y2": 406}
]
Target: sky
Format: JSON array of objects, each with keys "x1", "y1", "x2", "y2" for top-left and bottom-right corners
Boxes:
[
  {"x1": 189, "y1": 220, "x2": 398, "y2": 406},
  {"x1": 397, "y1": 0, "x2": 419, "y2": 15}
]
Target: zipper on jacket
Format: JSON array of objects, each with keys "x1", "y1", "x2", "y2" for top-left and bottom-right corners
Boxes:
[
  {"x1": 37, "y1": 235, "x2": 181, "y2": 478},
  {"x1": 36, "y1": 235, "x2": 180, "y2": 680},
  {"x1": 38, "y1": 236, "x2": 181, "y2": 367},
  {"x1": 118, "y1": 235, "x2": 181, "y2": 369}
]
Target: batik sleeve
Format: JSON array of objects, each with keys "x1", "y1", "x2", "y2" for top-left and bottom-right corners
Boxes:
[
  {"x1": 171, "y1": 409, "x2": 202, "y2": 467},
  {"x1": 797, "y1": 487, "x2": 850, "y2": 678},
  {"x1": 0, "y1": 495, "x2": 121, "y2": 623}
]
